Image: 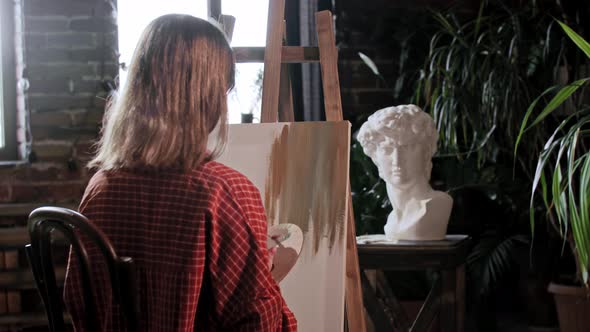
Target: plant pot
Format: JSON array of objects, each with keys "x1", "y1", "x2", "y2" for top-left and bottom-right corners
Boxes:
[
  {"x1": 523, "y1": 273, "x2": 557, "y2": 329},
  {"x1": 548, "y1": 282, "x2": 590, "y2": 332},
  {"x1": 241, "y1": 113, "x2": 253, "y2": 123}
]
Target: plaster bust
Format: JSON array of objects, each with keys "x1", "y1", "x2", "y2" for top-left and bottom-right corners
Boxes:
[{"x1": 356, "y1": 104, "x2": 452, "y2": 242}]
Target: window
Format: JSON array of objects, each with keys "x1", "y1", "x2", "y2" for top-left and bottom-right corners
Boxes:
[
  {"x1": 117, "y1": 0, "x2": 208, "y2": 87},
  {"x1": 0, "y1": 0, "x2": 18, "y2": 160},
  {"x1": 222, "y1": 0, "x2": 268, "y2": 124},
  {"x1": 117, "y1": 0, "x2": 268, "y2": 124}
]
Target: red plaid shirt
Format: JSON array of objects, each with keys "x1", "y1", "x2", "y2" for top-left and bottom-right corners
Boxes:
[{"x1": 64, "y1": 161, "x2": 297, "y2": 331}]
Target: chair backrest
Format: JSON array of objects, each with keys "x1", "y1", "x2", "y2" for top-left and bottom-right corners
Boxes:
[{"x1": 26, "y1": 206, "x2": 139, "y2": 332}]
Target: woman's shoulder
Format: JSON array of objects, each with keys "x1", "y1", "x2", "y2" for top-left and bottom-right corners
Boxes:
[
  {"x1": 198, "y1": 161, "x2": 249, "y2": 181},
  {"x1": 196, "y1": 161, "x2": 259, "y2": 194}
]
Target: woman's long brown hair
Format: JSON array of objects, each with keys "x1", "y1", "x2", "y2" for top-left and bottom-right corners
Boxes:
[{"x1": 90, "y1": 14, "x2": 235, "y2": 171}]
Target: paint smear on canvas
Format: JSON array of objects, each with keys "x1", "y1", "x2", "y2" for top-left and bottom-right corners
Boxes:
[{"x1": 264, "y1": 122, "x2": 349, "y2": 254}]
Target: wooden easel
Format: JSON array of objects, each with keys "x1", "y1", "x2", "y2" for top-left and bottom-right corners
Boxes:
[{"x1": 216, "y1": 2, "x2": 367, "y2": 331}]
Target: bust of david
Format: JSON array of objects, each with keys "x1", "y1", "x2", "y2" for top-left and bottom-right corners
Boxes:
[{"x1": 356, "y1": 104, "x2": 452, "y2": 241}]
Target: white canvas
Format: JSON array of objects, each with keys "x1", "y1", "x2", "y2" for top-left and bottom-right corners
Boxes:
[{"x1": 211, "y1": 121, "x2": 351, "y2": 332}]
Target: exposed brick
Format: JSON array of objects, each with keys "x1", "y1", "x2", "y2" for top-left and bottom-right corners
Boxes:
[
  {"x1": 74, "y1": 141, "x2": 96, "y2": 163},
  {"x1": 29, "y1": 78, "x2": 100, "y2": 95},
  {"x1": 70, "y1": 109, "x2": 103, "y2": 126},
  {"x1": 26, "y1": 0, "x2": 114, "y2": 17},
  {"x1": 0, "y1": 183, "x2": 12, "y2": 202},
  {"x1": 356, "y1": 90, "x2": 396, "y2": 108},
  {"x1": 341, "y1": 91, "x2": 357, "y2": 108},
  {"x1": 70, "y1": 49, "x2": 117, "y2": 62},
  {"x1": 30, "y1": 111, "x2": 71, "y2": 127},
  {"x1": 26, "y1": 49, "x2": 70, "y2": 63},
  {"x1": 31, "y1": 126, "x2": 98, "y2": 141},
  {"x1": 7, "y1": 185, "x2": 35, "y2": 203},
  {"x1": 104, "y1": 32, "x2": 118, "y2": 50},
  {"x1": 28, "y1": 78, "x2": 68, "y2": 94},
  {"x1": 74, "y1": 80, "x2": 101, "y2": 94},
  {"x1": 94, "y1": 95, "x2": 107, "y2": 109},
  {"x1": 348, "y1": 73, "x2": 380, "y2": 89},
  {"x1": 10, "y1": 182, "x2": 86, "y2": 203},
  {"x1": 24, "y1": 34, "x2": 48, "y2": 50},
  {"x1": 8, "y1": 163, "x2": 81, "y2": 182},
  {"x1": 28, "y1": 95, "x2": 96, "y2": 111},
  {"x1": 98, "y1": 63, "x2": 120, "y2": 78},
  {"x1": 70, "y1": 18, "x2": 116, "y2": 33},
  {"x1": 27, "y1": 63, "x2": 96, "y2": 79},
  {"x1": 26, "y1": 49, "x2": 117, "y2": 64},
  {"x1": 354, "y1": 62, "x2": 395, "y2": 79},
  {"x1": 339, "y1": 47, "x2": 381, "y2": 62},
  {"x1": 47, "y1": 32, "x2": 96, "y2": 49},
  {"x1": 26, "y1": 17, "x2": 69, "y2": 33},
  {"x1": 32, "y1": 142, "x2": 72, "y2": 161}
]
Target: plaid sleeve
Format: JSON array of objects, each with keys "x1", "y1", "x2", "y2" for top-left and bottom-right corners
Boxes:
[{"x1": 206, "y1": 176, "x2": 297, "y2": 332}]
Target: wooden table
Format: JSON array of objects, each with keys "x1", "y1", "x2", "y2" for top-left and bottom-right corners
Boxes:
[{"x1": 357, "y1": 235, "x2": 471, "y2": 332}]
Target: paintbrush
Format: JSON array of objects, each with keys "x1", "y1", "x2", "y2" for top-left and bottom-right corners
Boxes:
[{"x1": 267, "y1": 233, "x2": 287, "y2": 249}]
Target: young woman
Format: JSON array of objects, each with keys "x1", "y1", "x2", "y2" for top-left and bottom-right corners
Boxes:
[{"x1": 64, "y1": 14, "x2": 296, "y2": 331}]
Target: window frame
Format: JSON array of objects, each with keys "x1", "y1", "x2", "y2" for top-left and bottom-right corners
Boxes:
[{"x1": 0, "y1": 0, "x2": 18, "y2": 160}]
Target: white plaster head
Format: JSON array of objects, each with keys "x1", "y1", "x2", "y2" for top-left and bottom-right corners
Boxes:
[{"x1": 356, "y1": 104, "x2": 437, "y2": 189}]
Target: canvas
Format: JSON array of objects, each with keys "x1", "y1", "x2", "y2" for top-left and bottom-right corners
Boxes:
[{"x1": 211, "y1": 121, "x2": 351, "y2": 332}]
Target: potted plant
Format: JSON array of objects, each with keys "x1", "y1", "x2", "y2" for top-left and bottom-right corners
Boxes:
[
  {"x1": 354, "y1": 0, "x2": 562, "y2": 324},
  {"x1": 515, "y1": 21, "x2": 590, "y2": 331}
]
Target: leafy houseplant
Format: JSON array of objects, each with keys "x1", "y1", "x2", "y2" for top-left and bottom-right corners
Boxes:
[
  {"x1": 515, "y1": 21, "x2": 590, "y2": 331},
  {"x1": 412, "y1": 2, "x2": 565, "y2": 170}
]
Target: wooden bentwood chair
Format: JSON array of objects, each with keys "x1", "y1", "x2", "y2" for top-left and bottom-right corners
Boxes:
[{"x1": 25, "y1": 207, "x2": 139, "y2": 332}]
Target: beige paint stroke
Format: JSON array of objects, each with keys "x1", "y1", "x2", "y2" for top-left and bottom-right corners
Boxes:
[{"x1": 264, "y1": 122, "x2": 349, "y2": 253}]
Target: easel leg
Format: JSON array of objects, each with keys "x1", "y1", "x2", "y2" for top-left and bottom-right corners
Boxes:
[{"x1": 345, "y1": 199, "x2": 368, "y2": 332}]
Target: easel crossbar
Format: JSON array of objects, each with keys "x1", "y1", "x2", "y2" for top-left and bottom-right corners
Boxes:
[{"x1": 234, "y1": 46, "x2": 320, "y2": 63}]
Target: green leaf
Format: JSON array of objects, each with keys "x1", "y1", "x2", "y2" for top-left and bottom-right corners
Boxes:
[
  {"x1": 358, "y1": 52, "x2": 380, "y2": 76},
  {"x1": 514, "y1": 85, "x2": 559, "y2": 157},
  {"x1": 528, "y1": 78, "x2": 590, "y2": 129},
  {"x1": 558, "y1": 21, "x2": 590, "y2": 60}
]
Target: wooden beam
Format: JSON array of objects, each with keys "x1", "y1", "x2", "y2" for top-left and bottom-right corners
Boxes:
[
  {"x1": 219, "y1": 14, "x2": 236, "y2": 42},
  {"x1": 316, "y1": 11, "x2": 343, "y2": 122},
  {"x1": 207, "y1": 0, "x2": 222, "y2": 20},
  {"x1": 278, "y1": 21, "x2": 294, "y2": 122},
  {"x1": 260, "y1": 0, "x2": 286, "y2": 123},
  {"x1": 316, "y1": 10, "x2": 367, "y2": 332},
  {"x1": 234, "y1": 46, "x2": 320, "y2": 63}
]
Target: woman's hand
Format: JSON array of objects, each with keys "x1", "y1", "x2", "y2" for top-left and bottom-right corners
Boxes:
[{"x1": 268, "y1": 235, "x2": 280, "y2": 271}]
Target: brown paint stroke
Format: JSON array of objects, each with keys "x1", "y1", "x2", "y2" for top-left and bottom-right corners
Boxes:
[{"x1": 264, "y1": 122, "x2": 349, "y2": 254}]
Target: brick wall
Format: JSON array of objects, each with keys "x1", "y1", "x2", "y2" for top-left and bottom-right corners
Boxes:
[
  {"x1": 0, "y1": 0, "x2": 118, "y2": 206},
  {"x1": 0, "y1": 1, "x2": 118, "y2": 327}
]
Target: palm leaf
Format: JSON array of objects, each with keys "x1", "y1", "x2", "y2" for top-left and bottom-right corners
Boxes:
[{"x1": 558, "y1": 21, "x2": 590, "y2": 59}]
